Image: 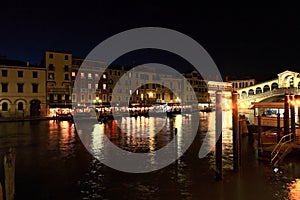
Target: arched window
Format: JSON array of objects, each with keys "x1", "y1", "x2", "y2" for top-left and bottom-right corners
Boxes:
[
  {"x1": 18, "y1": 102, "x2": 24, "y2": 110},
  {"x1": 2, "y1": 102, "x2": 8, "y2": 111}
]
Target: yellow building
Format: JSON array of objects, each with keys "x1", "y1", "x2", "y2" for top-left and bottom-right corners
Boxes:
[
  {"x1": 43, "y1": 51, "x2": 72, "y2": 115},
  {"x1": 0, "y1": 58, "x2": 46, "y2": 117}
]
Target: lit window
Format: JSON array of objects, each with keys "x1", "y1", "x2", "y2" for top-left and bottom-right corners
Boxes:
[
  {"x1": 88, "y1": 83, "x2": 92, "y2": 89},
  {"x1": 95, "y1": 74, "x2": 99, "y2": 78},
  {"x1": 103, "y1": 74, "x2": 106, "y2": 79},
  {"x1": 81, "y1": 73, "x2": 85, "y2": 78},
  {"x1": 72, "y1": 72, "x2": 76, "y2": 77},
  {"x1": 88, "y1": 73, "x2": 92, "y2": 79},
  {"x1": 95, "y1": 84, "x2": 98, "y2": 89},
  {"x1": 103, "y1": 84, "x2": 106, "y2": 90}
]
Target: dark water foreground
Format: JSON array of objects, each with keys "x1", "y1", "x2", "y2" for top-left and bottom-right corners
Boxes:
[{"x1": 0, "y1": 112, "x2": 300, "y2": 200}]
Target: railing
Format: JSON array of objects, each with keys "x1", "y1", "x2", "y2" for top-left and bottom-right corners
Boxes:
[{"x1": 270, "y1": 133, "x2": 294, "y2": 165}]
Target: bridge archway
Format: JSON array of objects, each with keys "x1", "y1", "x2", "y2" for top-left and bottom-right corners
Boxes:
[
  {"x1": 271, "y1": 82, "x2": 278, "y2": 90},
  {"x1": 263, "y1": 85, "x2": 270, "y2": 92},
  {"x1": 248, "y1": 89, "x2": 254, "y2": 96},
  {"x1": 241, "y1": 91, "x2": 247, "y2": 98},
  {"x1": 256, "y1": 87, "x2": 262, "y2": 94}
]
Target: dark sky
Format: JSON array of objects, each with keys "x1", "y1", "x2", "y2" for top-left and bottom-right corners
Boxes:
[{"x1": 1, "y1": 3, "x2": 300, "y2": 82}]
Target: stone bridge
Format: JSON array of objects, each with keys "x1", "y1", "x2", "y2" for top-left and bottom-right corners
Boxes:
[{"x1": 236, "y1": 70, "x2": 300, "y2": 108}]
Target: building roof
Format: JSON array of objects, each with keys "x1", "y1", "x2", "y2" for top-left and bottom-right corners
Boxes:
[{"x1": 0, "y1": 57, "x2": 42, "y2": 68}]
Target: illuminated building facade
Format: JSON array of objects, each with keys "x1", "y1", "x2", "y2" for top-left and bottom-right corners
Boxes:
[
  {"x1": 43, "y1": 51, "x2": 72, "y2": 114},
  {"x1": 0, "y1": 58, "x2": 46, "y2": 117}
]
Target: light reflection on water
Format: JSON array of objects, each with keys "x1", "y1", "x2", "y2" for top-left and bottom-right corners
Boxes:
[
  {"x1": 0, "y1": 111, "x2": 300, "y2": 199},
  {"x1": 288, "y1": 179, "x2": 300, "y2": 200}
]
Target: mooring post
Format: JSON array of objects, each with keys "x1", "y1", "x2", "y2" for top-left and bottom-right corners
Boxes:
[
  {"x1": 257, "y1": 115, "x2": 262, "y2": 157},
  {"x1": 4, "y1": 148, "x2": 16, "y2": 200},
  {"x1": 215, "y1": 90, "x2": 222, "y2": 180},
  {"x1": 0, "y1": 182, "x2": 3, "y2": 200},
  {"x1": 290, "y1": 94, "x2": 295, "y2": 139},
  {"x1": 284, "y1": 92, "x2": 290, "y2": 136},
  {"x1": 232, "y1": 90, "x2": 240, "y2": 171},
  {"x1": 277, "y1": 112, "x2": 281, "y2": 143}
]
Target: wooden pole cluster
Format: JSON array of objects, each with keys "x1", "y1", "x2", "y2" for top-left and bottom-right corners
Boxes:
[
  {"x1": 215, "y1": 90, "x2": 223, "y2": 180},
  {"x1": 232, "y1": 90, "x2": 241, "y2": 171},
  {"x1": 4, "y1": 148, "x2": 16, "y2": 200}
]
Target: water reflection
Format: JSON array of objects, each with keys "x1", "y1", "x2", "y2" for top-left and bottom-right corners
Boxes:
[
  {"x1": 289, "y1": 179, "x2": 300, "y2": 200},
  {"x1": 1, "y1": 111, "x2": 300, "y2": 199}
]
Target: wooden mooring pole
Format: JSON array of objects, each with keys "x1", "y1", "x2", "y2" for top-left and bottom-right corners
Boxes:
[
  {"x1": 0, "y1": 182, "x2": 3, "y2": 200},
  {"x1": 284, "y1": 92, "x2": 289, "y2": 136},
  {"x1": 290, "y1": 93, "x2": 295, "y2": 136},
  {"x1": 277, "y1": 112, "x2": 281, "y2": 143},
  {"x1": 232, "y1": 90, "x2": 240, "y2": 171},
  {"x1": 215, "y1": 90, "x2": 222, "y2": 180},
  {"x1": 4, "y1": 148, "x2": 16, "y2": 200}
]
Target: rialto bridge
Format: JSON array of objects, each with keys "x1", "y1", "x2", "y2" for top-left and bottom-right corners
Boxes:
[{"x1": 237, "y1": 70, "x2": 300, "y2": 108}]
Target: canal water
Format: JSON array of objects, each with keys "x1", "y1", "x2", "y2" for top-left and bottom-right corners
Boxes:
[{"x1": 0, "y1": 111, "x2": 300, "y2": 199}]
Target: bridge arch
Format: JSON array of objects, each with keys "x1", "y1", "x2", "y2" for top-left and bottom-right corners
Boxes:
[
  {"x1": 263, "y1": 85, "x2": 270, "y2": 92},
  {"x1": 248, "y1": 89, "x2": 254, "y2": 96},
  {"x1": 256, "y1": 87, "x2": 262, "y2": 94},
  {"x1": 271, "y1": 82, "x2": 278, "y2": 90},
  {"x1": 241, "y1": 91, "x2": 247, "y2": 98}
]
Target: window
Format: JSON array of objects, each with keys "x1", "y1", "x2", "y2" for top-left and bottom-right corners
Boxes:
[
  {"x1": 18, "y1": 71, "x2": 23, "y2": 77},
  {"x1": 95, "y1": 84, "x2": 98, "y2": 89},
  {"x1": 57, "y1": 94, "x2": 62, "y2": 101},
  {"x1": 72, "y1": 72, "x2": 76, "y2": 77},
  {"x1": 103, "y1": 84, "x2": 106, "y2": 90},
  {"x1": 2, "y1": 83, "x2": 8, "y2": 92},
  {"x1": 48, "y1": 73, "x2": 54, "y2": 80},
  {"x1": 33, "y1": 71, "x2": 38, "y2": 78},
  {"x1": 49, "y1": 53, "x2": 53, "y2": 58},
  {"x1": 65, "y1": 55, "x2": 69, "y2": 60},
  {"x1": 64, "y1": 65, "x2": 69, "y2": 72},
  {"x1": 2, "y1": 102, "x2": 8, "y2": 111},
  {"x1": 72, "y1": 94, "x2": 76, "y2": 101},
  {"x1": 88, "y1": 83, "x2": 92, "y2": 89},
  {"x1": 118, "y1": 71, "x2": 120, "y2": 76},
  {"x1": 95, "y1": 74, "x2": 99, "y2": 78},
  {"x1": 32, "y1": 83, "x2": 38, "y2": 93},
  {"x1": 49, "y1": 64, "x2": 54, "y2": 70},
  {"x1": 81, "y1": 95, "x2": 85, "y2": 101},
  {"x1": 49, "y1": 94, "x2": 54, "y2": 101},
  {"x1": 88, "y1": 73, "x2": 92, "y2": 79},
  {"x1": 103, "y1": 74, "x2": 107, "y2": 79},
  {"x1": 80, "y1": 72, "x2": 85, "y2": 79},
  {"x1": 17, "y1": 83, "x2": 23, "y2": 93},
  {"x1": 18, "y1": 102, "x2": 23, "y2": 110},
  {"x1": 64, "y1": 74, "x2": 69, "y2": 80},
  {"x1": 65, "y1": 94, "x2": 69, "y2": 101},
  {"x1": 2, "y1": 70, "x2": 7, "y2": 77},
  {"x1": 88, "y1": 94, "x2": 92, "y2": 101}
]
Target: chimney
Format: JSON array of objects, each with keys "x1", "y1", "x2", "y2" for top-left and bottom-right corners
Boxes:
[{"x1": 26, "y1": 61, "x2": 29, "y2": 67}]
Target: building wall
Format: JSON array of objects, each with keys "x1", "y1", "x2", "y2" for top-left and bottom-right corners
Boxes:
[
  {"x1": 0, "y1": 65, "x2": 46, "y2": 117},
  {"x1": 44, "y1": 51, "x2": 72, "y2": 110}
]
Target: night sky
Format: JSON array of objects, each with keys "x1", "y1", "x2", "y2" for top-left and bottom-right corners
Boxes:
[{"x1": 1, "y1": 3, "x2": 300, "y2": 82}]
